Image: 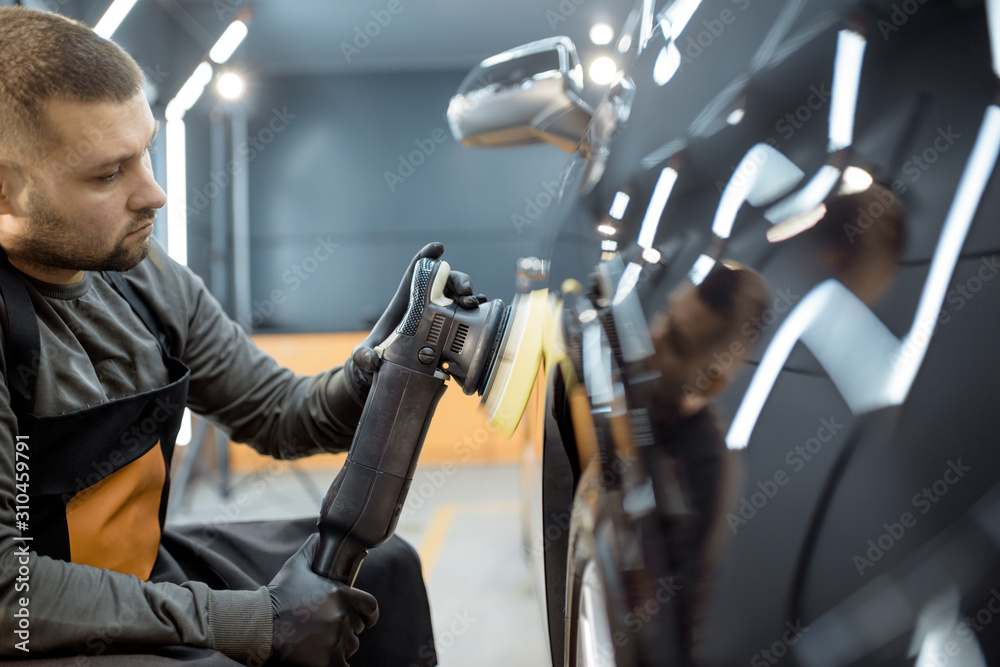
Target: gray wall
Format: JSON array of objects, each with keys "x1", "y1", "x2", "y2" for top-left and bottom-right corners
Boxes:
[
  {"x1": 185, "y1": 70, "x2": 570, "y2": 332},
  {"x1": 3, "y1": 1, "x2": 585, "y2": 334}
]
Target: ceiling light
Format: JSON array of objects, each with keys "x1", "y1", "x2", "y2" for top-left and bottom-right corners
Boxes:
[
  {"x1": 165, "y1": 117, "x2": 187, "y2": 266},
  {"x1": 589, "y1": 57, "x2": 618, "y2": 86},
  {"x1": 216, "y1": 71, "x2": 246, "y2": 101},
  {"x1": 210, "y1": 20, "x2": 249, "y2": 64},
  {"x1": 597, "y1": 224, "x2": 617, "y2": 235},
  {"x1": 166, "y1": 61, "x2": 214, "y2": 120},
  {"x1": 590, "y1": 23, "x2": 615, "y2": 45},
  {"x1": 93, "y1": 0, "x2": 139, "y2": 39},
  {"x1": 164, "y1": 61, "x2": 216, "y2": 269}
]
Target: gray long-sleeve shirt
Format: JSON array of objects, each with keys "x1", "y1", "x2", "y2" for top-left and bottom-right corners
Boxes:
[{"x1": 0, "y1": 239, "x2": 366, "y2": 662}]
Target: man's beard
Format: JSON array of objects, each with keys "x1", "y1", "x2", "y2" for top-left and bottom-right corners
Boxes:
[{"x1": 9, "y1": 189, "x2": 155, "y2": 274}]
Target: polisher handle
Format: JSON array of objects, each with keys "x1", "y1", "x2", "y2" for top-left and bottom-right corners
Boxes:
[{"x1": 312, "y1": 360, "x2": 447, "y2": 583}]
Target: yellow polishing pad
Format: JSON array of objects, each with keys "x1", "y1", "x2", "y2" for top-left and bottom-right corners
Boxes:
[{"x1": 481, "y1": 288, "x2": 549, "y2": 438}]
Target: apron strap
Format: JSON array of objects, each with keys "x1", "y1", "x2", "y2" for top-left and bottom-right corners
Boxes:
[
  {"x1": 0, "y1": 249, "x2": 178, "y2": 412},
  {"x1": 0, "y1": 249, "x2": 41, "y2": 414},
  {"x1": 103, "y1": 270, "x2": 176, "y2": 358}
]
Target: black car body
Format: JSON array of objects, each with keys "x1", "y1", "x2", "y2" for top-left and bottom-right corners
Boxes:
[{"x1": 450, "y1": 0, "x2": 1000, "y2": 664}]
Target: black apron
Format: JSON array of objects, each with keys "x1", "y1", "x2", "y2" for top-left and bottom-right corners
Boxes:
[
  {"x1": 0, "y1": 253, "x2": 438, "y2": 666},
  {"x1": 0, "y1": 250, "x2": 188, "y2": 580}
]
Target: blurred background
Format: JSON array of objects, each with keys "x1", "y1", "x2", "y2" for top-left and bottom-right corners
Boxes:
[
  {"x1": 0, "y1": 0, "x2": 636, "y2": 664},
  {"x1": 6, "y1": 0, "x2": 637, "y2": 332}
]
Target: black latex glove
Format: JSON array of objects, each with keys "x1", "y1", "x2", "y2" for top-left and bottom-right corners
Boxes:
[
  {"x1": 268, "y1": 534, "x2": 379, "y2": 667},
  {"x1": 346, "y1": 242, "x2": 486, "y2": 398}
]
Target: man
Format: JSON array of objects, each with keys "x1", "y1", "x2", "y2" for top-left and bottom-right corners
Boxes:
[
  {"x1": 0, "y1": 7, "x2": 476, "y2": 665},
  {"x1": 613, "y1": 261, "x2": 769, "y2": 664},
  {"x1": 626, "y1": 183, "x2": 904, "y2": 663}
]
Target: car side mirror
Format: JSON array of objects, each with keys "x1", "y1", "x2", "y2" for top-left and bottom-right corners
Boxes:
[{"x1": 447, "y1": 36, "x2": 593, "y2": 154}]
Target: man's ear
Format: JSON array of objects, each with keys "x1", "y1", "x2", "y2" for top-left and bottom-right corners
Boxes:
[{"x1": 0, "y1": 160, "x2": 28, "y2": 217}]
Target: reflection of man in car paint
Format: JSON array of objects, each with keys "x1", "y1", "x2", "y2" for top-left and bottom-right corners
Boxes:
[
  {"x1": 637, "y1": 181, "x2": 906, "y2": 662},
  {"x1": 782, "y1": 180, "x2": 906, "y2": 308},
  {"x1": 634, "y1": 260, "x2": 769, "y2": 663},
  {"x1": 647, "y1": 262, "x2": 770, "y2": 420}
]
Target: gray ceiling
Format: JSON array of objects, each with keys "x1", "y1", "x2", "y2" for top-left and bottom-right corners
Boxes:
[
  {"x1": 174, "y1": 0, "x2": 637, "y2": 75},
  {"x1": 7, "y1": 0, "x2": 637, "y2": 105}
]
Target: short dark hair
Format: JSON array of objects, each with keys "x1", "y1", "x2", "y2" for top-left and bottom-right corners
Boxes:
[
  {"x1": 0, "y1": 6, "x2": 144, "y2": 162},
  {"x1": 695, "y1": 260, "x2": 769, "y2": 350},
  {"x1": 823, "y1": 181, "x2": 906, "y2": 279}
]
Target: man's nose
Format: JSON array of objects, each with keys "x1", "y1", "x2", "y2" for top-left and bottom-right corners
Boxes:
[{"x1": 131, "y1": 163, "x2": 167, "y2": 211}]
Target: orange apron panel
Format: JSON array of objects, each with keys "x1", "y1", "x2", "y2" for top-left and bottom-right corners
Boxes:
[{"x1": 65, "y1": 441, "x2": 166, "y2": 580}]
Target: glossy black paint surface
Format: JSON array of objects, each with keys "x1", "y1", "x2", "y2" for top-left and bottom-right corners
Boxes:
[{"x1": 530, "y1": 0, "x2": 1000, "y2": 664}]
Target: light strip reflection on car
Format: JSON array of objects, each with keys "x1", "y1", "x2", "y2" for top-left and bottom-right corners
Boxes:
[
  {"x1": 727, "y1": 282, "x2": 837, "y2": 450},
  {"x1": 638, "y1": 0, "x2": 657, "y2": 54},
  {"x1": 828, "y1": 29, "x2": 867, "y2": 152},
  {"x1": 641, "y1": 137, "x2": 688, "y2": 169},
  {"x1": 609, "y1": 191, "x2": 630, "y2": 219},
  {"x1": 727, "y1": 105, "x2": 1000, "y2": 450},
  {"x1": 712, "y1": 143, "x2": 804, "y2": 239},
  {"x1": 713, "y1": 145, "x2": 770, "y2": 239},
  {"x1": 612, "y1": 262, "x2": 643, "y2": 306},
  {"x1": 749, "y1": 0, "x2": 810, "y2": 72},
  {"x1": 638, "y1": 167, "x2": 678, "y2": 249},
  {"x1": 765, "y1": 203, "x2": 827, "y2": 243},
  {"x1": 653, "y1": 42, "x2": 683, "y2": 86},
  {"x1": 764, "y1": 164, "x2": 841, "y2": 225},
  {"x1": 583, "y1": 321, "x2": 614, "y2": 406},
  {"x1": 689, "y1": 254, "x2": 716, "y2": 285},
  {"x1": 658, "y1": 0, "x2": 702, "y2": 41},
  {"x1": 985, "y1": 0, "x2": 1000, "y2": 77},
  {"x1": 886, "y1": 104, "x2": 1000, "y2": 404}
]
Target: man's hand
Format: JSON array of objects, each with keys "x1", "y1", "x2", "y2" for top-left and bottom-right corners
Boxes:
[
  {"x1": 346, "y1": 242, "x2": 485, "y2": 398},
  {"x1": 267, "y1": 534, "x2": 379, "y2": 667}
]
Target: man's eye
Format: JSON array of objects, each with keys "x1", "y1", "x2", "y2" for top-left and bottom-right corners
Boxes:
[{"x1": 100, "y1": 169, "x2": 122, "y2": 182}]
